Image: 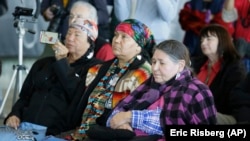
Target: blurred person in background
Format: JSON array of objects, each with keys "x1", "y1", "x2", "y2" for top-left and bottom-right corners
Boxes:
[
  {"x1": 68, "y1": 1, "x2": 114, "y2": 61},
  {"x1": 191, "y1": 24, "x2": 247, "y2": 124},
  {"x1": 222, "y1": 0, "x2": 250, "y2": 72},
  {"x1": 0, "y1": 0, "x2": 8, "y2": 16},
  {"x1": 40, "y1": 0, "x2": 111, "y2": 58},
  {"x1": 179, "y1": 0, "x2": 235, "y2": 57},
  {"x1": 41, "y1": 0, "x2": 78, "y2": 41},
  {"x1": 113, "y1": 0, "x2": 179, "y2": 48},
  {"x1": 223, "y1": 0, "x2": 250, "y2": 42}
]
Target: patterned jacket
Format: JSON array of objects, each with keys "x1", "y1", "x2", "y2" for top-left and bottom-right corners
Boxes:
[{"x1": 70, "y1": 57, "x2": 151, "y2": 134}]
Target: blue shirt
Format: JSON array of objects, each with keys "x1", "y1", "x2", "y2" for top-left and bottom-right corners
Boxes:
[{"x1": 107, "y1": 108, "x2": 163, "y2": 135}]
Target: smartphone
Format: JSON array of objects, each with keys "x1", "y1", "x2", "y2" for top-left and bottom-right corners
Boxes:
[{"x1": 40, "y1": 31, "x2": 60, "y2": 44}]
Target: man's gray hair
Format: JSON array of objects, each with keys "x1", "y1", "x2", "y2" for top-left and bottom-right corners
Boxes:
[{"x1": 71, "y1": 1, "x2": 98, "y2": 23}]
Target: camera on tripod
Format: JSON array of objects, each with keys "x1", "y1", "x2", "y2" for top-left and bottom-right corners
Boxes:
[{"x1": 12, "y1": 6, "x2": 33, "y2": 19}]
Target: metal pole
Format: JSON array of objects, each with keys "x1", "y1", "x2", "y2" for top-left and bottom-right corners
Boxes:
[
  {"x1": 0, "y1": 19, "x2": 27, "y2": 115},
  {"x1": 18, "y1": 20, "x2": 25, "y2": 93},
  {"x1": 0, "y1": 69, "x2": 17, "y2": 114}
]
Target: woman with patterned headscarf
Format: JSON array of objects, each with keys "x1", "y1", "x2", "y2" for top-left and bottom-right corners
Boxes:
[
  {"x1": 2, "y1": 18, "x2": 102, "y2": 141},
  {"x1": 55, "y1": 19, "x2": 155, "y2": 140}
]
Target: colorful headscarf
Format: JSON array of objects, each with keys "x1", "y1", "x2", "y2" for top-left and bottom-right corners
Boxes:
[
  {"x1": 70, "y1": 18, "x2": 98, "y2": 41},
  {"x1": 115, "y1": 19, "x2": 156, "y2": 57}
]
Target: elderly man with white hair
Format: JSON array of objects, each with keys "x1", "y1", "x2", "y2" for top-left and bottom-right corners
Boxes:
[{"x1": 2, "y1": 6, "x2": 102, "y2": 141}]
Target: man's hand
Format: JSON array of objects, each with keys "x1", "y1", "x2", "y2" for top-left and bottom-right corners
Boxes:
[
  {"x1": 52, "y1": 40, "x2": 69, "y2": 60},
  {"x1": 6, "y1": 115, "x2": 20, "y2": 129},
  {"x1": 43, "y1": 5, "x2": 57, "y2": 21}
]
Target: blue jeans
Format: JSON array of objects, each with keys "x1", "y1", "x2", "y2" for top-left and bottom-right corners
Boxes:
[{"x1": 0, "y1": 122, "x2": 47, "y2": 141}]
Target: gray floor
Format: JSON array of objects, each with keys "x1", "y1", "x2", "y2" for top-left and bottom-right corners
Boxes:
[{"x1": 0, "y1": 57, "x2": 37, "y2": 125}]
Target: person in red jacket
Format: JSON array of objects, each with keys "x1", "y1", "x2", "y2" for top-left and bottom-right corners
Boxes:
[
  {"x1": 222, "y1": 0, "x2": 250, "y2": 72},
  {"x1": 179, "y1": 0, "x2": 234, "y2": 57}
]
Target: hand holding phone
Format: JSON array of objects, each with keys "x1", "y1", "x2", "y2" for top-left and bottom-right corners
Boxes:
[
  {"x1": 40, "y1": 31, "x2": 60, "y2": 44},
  {"x1": 51, "y1": 38, "x2": 69, "y2": 60}
]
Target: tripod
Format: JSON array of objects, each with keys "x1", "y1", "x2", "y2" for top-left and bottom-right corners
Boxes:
[{"x1": 0, "y1": 18, "x2": 32, "y2": 116}]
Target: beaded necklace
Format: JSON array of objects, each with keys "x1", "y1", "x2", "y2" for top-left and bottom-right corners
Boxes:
[{"x1": 98, "y1": 58, "x2": 129, "y2": 93}]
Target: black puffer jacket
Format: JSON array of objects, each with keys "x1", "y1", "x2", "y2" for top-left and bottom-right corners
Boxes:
[{"x1": 4, "y1": 56, "x2": 101, "y2": 135}]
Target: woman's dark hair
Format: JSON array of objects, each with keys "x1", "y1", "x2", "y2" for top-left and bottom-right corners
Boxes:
[
  {"x1": 153, "y1": 40, "x2": 191, "y2": 68},
  {"x1": 200, "y1": 24, "x2": 241, "y2": 62}
]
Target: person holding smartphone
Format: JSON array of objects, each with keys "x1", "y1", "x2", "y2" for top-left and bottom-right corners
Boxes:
[{"x1": 3, "y1": 13, "x2": 102, "y2": 140}]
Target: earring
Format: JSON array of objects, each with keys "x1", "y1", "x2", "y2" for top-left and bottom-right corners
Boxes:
[
  {"x1": 175, "y1": 72, "x2": 181, "y2": 79},
  {"x1": 87, "y1": 51, "x2": 94, "y2": 59},
  {"x1": 136, "y1": 54, "x2": 142, "y2": 60}
]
